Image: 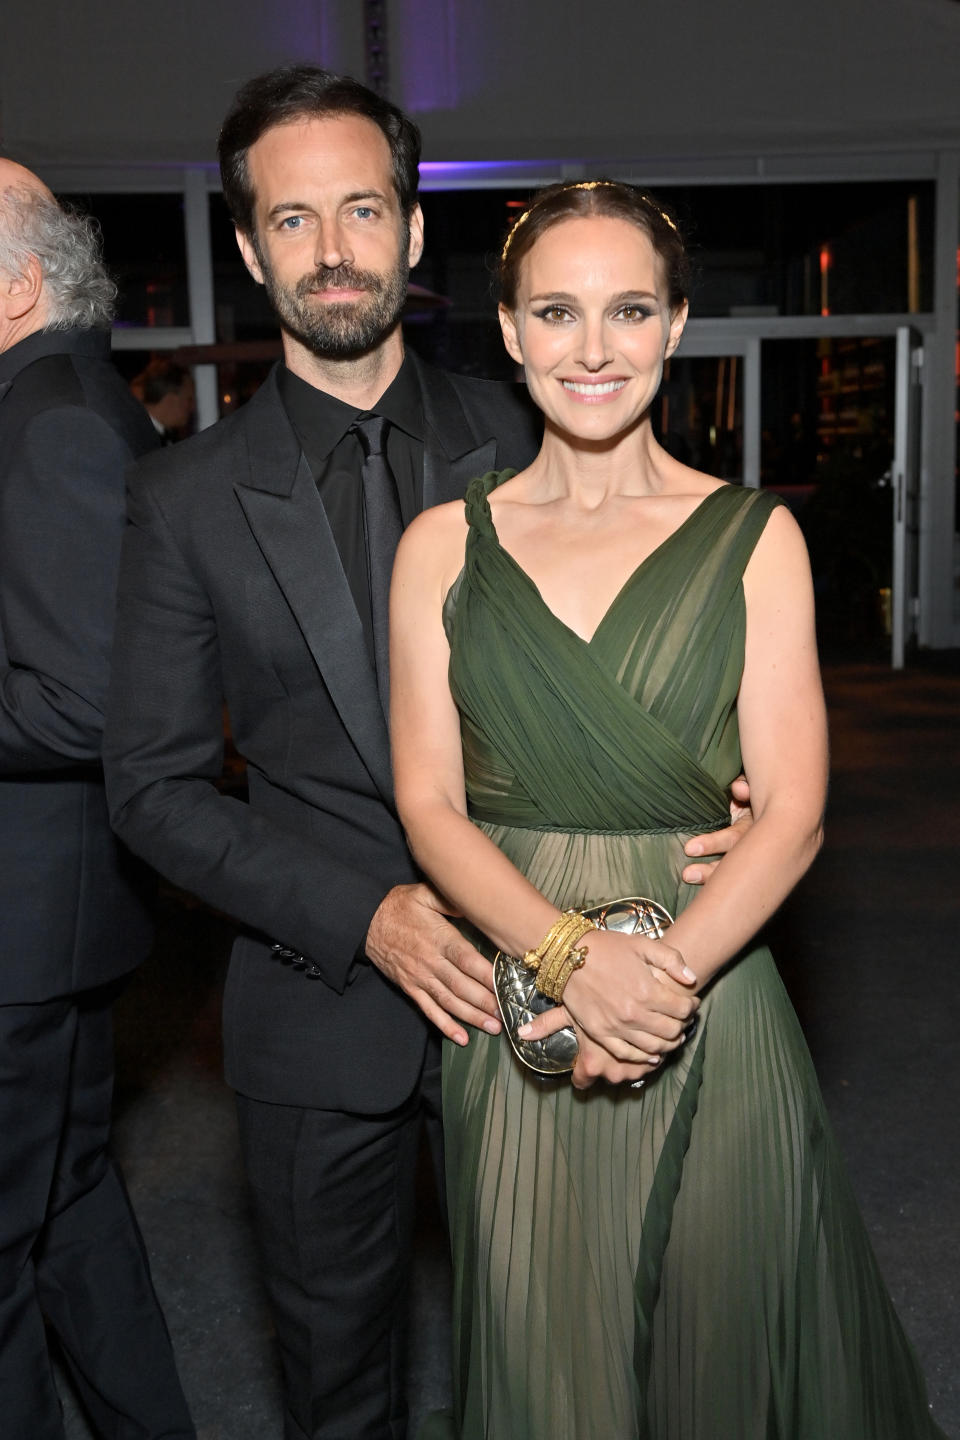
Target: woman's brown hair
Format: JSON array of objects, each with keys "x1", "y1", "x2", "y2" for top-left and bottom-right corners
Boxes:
[{"x1": 498, "y1": 180, "x2": 690, "y2": 313}]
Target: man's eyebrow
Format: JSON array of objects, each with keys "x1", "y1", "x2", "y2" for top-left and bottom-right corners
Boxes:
[
  {"x1": 266, "y1": 200, "x2": 313, "y2": 219},
  {"x1": 342, "y1": 189, "x2": 390, "y2": 205},
  {"x1": 266, "y1": 189, "x2": 391, "y2": 219}
]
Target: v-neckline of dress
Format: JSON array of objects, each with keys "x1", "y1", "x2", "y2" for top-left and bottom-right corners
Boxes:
[{"x1": 479, "y1": 477, "x2": 730, "y2": 649}]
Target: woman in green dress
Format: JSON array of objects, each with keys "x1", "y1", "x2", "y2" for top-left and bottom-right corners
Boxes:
[{"x1": 389, "y1": 181, "x2": 945, "y2": 1439}]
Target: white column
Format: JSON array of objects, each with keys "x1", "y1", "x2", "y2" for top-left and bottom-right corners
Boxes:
[{"x1": 184, "y1": 167, "x2": 219, "y2": 432}]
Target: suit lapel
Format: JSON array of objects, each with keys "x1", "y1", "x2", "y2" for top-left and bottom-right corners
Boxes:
[
  {"x1": 412, "y1": 355, "x2": 499, "y2": 509},
  {"x1": 235, "y1": 375, "x2": 394, "y2": 804}
]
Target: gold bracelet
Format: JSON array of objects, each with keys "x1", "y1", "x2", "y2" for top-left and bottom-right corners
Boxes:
[
  {"x1": 537, "y1": 939, "x2": 590, "y2": 1004},
  {"x1": 522, "y1": 910, "x2": 592, "y2": 974},
  {"x1": 521, "y1": 910, "x2": 596, "y2": 1004}
]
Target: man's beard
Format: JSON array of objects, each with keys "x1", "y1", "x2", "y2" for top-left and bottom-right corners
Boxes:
[{"x1": 256, "y1": 241, "x2": 410, "y2": 360}]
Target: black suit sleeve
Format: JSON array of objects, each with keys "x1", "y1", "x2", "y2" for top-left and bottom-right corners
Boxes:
[
  {"x1": 103, "y1": 474, "x2": 389, "y2": 994},
  {"x1": 0, "y1": 406, "x2": 130, "y2": 771}
]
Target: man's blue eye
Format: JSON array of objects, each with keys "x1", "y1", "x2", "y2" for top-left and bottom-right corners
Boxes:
[
  {"x1": 281, "y1": 216, "x2": 302, "y2": 229},
  {"x1": 355, "y1": 207, "x2": 374, "y2": 219}
]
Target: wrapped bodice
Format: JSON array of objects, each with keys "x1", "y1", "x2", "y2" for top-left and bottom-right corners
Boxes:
[{"x1": 443, "y1": 472, "x2": 781, "y2": 835}]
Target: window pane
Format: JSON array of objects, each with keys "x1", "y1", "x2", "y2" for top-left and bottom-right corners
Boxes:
[
  {"x1": 661, "y1": 181, "x2": 933, "y2": 318},
  {"x1": 61, "y1": 193, "x2": 190, "y2": 329},
  {"x1": 652, "y1": 355, "x2": 743, "y2": 481},
  {"x1": 762, "y1": 336, "x2": 895, "y2": 650}
]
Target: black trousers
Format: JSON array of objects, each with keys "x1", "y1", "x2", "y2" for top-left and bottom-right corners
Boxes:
[
  {"x1": 235, "y1": 1039, "x2": 444, "y2": 1440},
  {"x1": 0, "y1": 982, "x2": 194, "y2": 1440}
]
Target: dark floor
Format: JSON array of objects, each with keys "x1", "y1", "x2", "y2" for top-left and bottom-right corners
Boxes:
[{"x1": 59, "y1": 659, "x2": 959, "y2": 1439}]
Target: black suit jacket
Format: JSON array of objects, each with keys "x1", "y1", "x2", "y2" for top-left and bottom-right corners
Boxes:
[
  {"x1": 104, "y1": 353, "x2": 540, "y2": 1112},
  {"x1": 0, "y1": 328, "x2": 158, "y2": 1003}
]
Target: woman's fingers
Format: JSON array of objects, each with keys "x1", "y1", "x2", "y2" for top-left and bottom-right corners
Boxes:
[
  {"x1": 517, "y1": 1004, "x2": 574, "y2": 1043},
  {"x1": 646, "y1": 940, "x2": 697, "y2": 986}
]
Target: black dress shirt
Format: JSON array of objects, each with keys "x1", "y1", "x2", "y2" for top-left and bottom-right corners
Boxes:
[{"x1": 277, "y1": 359, "x2": 424, "y2": 662}]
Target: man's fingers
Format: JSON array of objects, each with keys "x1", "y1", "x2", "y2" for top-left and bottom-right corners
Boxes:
[
  {"x1": 441, "y1": 935, "x2": 497, "y2": 996},
  {"x1": 680, "y1": 860, "x2": 709, "y2": 885},
  {"x1": 420, "y1": 962, "x2": 501, "y2": 1033},
  {"x1": 414, "y1": 975, "x2": 501, "y2": 1040},
  {"x1": 729, "y1": 774, "x2": 751, "y2": 816},
  {"x1": 413, "y1": 990, "x2": 470, "y2": 1047}
]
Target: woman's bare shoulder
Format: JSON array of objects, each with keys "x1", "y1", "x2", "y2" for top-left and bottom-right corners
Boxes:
[
  {"x1": 663, "y1": 455, "x2": 730, "y2": 499},
  {"x1": 402, "y1": 496, "x2": 469, "y2": 546},
  {"x1": 395, "y1": 498, "x2": 470, "y2": 588},
  {"x1": 743, "y1": 499, "x2": 811, "y2": 601}
]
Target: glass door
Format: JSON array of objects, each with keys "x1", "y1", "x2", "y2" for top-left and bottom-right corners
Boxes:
[
  {"x1": 758, "y1": 334, "x2": 898, "y2": 655},
  {"x1": 660, "y1": 336, "x2": 758, "y2": 486}
]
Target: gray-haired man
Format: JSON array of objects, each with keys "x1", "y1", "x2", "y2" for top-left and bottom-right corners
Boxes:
[{"x1": 0, "y1": 158, "x2": 194, "y2": 1439}]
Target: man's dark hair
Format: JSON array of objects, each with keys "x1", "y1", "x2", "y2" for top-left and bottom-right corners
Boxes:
[
  {"x1": 218, "y1": 64, "x2": 422, "y2": 236},
  {"x1": 132, "y1": 357, "x2": 191, "y2": 405}
]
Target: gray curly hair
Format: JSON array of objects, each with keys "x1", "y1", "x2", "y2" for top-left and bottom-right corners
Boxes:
[{"x1": 0, "y1": 185, "x2": 117, "y2": 330}]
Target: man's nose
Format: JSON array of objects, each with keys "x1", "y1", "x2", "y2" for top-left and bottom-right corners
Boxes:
[{"x1": 314, "y1": 217, "x2": 352, "y2": 269}]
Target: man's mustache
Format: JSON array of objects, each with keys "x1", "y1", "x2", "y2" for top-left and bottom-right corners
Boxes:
[{"x1": 295, "y1": 265, "x2": 383, "y2": 298}]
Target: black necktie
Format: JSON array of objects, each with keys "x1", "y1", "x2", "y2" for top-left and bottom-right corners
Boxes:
[{"x1": 352, "y1": 414, "x2": 403, "y2": 715}]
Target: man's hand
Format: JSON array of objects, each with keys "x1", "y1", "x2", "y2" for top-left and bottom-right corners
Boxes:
[
  {"x1": 682, "y1": 774, "x2": 753, "y2": 885},
  {"x1": 365, "y1": 883, "x2": 501, "y2": 1046}
]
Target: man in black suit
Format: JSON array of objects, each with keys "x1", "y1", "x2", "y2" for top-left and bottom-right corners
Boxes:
[
  {"x1": 130, "y1": 358, "x2": 196, "y2": 445},
  {"x1": 103, "y1": 68, "x2": 540, "y2": 1440},
  {"x1": 0, "y1": 161, "x2": 194, "y2": 1438}
]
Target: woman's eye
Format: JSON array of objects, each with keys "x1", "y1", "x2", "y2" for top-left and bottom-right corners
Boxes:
[
  {"x1": 617, "y1": 304, "x2": 652, "y2": 321},
  {"x1": 536, "y1": 305, "x2": 571, "y2": 323}
]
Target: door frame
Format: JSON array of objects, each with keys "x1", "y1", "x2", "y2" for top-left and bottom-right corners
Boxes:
[{"x1": 680, "y1": 314, "x2": 934, "y2": 655}]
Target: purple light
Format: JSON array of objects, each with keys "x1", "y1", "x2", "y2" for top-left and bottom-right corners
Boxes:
[
  {"x1": 420, "y1": 161, "x2": 538, "y2": 175},
  {"x1": 418, "y1": 159, "x2": 567, "y2": 191}
]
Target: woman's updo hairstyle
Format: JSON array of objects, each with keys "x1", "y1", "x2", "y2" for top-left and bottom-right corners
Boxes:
[{"x1": 498, "y1": 179, "x2": 690, "y2": 314}]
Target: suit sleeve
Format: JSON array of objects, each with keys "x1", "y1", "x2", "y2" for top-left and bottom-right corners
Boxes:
[
  {"x1": 0, "y1": 406, "x2": 130, "y2": 771},
  {"x1": 103, "y1": 473, "x2": 390, "y2": 994}
]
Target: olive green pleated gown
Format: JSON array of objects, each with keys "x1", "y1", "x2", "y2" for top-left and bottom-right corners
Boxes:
[{"x1": 422, "y1": 472, "x2": 945, "y2": 1440}]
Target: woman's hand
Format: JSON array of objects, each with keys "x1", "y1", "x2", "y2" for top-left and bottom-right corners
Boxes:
[
  {"x1": 570, "y1": 1028, "x2": 666, "y2": 1091},
  {"x1": 518, "y1": 928, "x2": 698, "y2": 1069}
]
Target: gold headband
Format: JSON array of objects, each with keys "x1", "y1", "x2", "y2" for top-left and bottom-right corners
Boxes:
[{"x1": 500, "y1": 180, "x2": 678, "y2": 262}]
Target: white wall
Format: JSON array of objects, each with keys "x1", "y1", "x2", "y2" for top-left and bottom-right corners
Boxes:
[
  {"x1": 2, "y1": 0, "x2": 959, "y2": 169},
  {"x1": 394, "y1": 0, "x2": 960, "y2": 162},
  {"x1": 0, "y1": 0, "x2": 363, "y2": 166}
]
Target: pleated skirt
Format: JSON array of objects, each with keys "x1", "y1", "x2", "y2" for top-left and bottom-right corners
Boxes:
[{"x1": 424, "y1": 824, "x2": 945, "y2": 1440}]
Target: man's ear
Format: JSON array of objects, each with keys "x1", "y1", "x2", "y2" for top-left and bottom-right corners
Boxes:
[
  {"x1": 0, "y1": 252, "x2": 44, "y2": 320},
  {"x1": 498, "y1": 304, "x2": 523, "y2": 367},
  {"x1": 665, "y1": 299, "x2": 689, "y2": 359},
  {"x1": 407, "y1": 203, "x2": 424, "y2": 270},
  {"x1": 235, "y1": 226, "x2": 264, "y2": 286}
]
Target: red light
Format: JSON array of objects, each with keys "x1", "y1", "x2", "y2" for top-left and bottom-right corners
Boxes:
[{"x1": 819, "y1": 247, "x2": 832, "y2": 317}]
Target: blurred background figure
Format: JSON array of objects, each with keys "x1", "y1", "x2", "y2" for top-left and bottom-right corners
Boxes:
[
  {"x1": 130, "y1": 356, "x2": 196, "y2": 443},
  {"x1": 0, "y1": 159, "x2": 195, "y2": 1440}
]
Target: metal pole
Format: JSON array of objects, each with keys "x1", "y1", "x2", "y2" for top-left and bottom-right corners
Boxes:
[{"x1": 364, "y1": 1, "x2": 389, "y2": 97}]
